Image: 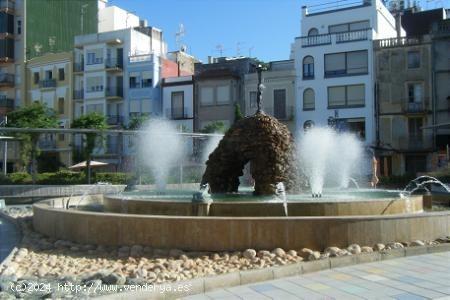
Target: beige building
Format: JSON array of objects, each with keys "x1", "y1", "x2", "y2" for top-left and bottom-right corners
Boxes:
[
  {"x1": 244, "y1": 60, "x2": 296, "y2": 133},
  {"x1": 374, "y1": 36, "x2": 434, "y2": 176},
  {"x1": 26, "y1": 52, "x2": 74, "y2": 167}
]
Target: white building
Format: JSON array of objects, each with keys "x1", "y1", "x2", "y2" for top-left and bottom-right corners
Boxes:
[
  {"x1": 162, "y1": 75, "x2": 194, "y2": 133},
  {"x1": 293, "y1": 0, "x2": 401, "y2": 145}
]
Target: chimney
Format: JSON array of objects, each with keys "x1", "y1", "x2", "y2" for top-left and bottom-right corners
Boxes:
[
  {"x1": 395, "y1": 12, "x2": 403, "y2": 38},
  {"x1": 301, "y1": 6, "x2": 308, "y2": 17},
  {"x1": 139, "y1": 19, "x2": 148, "y2": 27}
]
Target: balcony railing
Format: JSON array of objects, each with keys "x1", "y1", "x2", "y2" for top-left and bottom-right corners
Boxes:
[
  {"x1": 106, "y1": 86, "x2": 123, "y2": 98},
  {"x1": 374, "y1": 37, "x2": 422, "y2": 49},
  {"x1": 0, "y1": 73, "x2": 14, "y2": 86},
  {"x1": 106, "y1": 115, "x2": 124, "y2": 125},
  {"x1": 299, "y1": 29, "x2": 370, "y2": 47},
  {"x1": 39, "y1": 79, "x2": 57, "y2": 88},
  {"x1": 73, "y1": 89, "x2": 84, "y2": 100},
  {"x1": 0, "y1": 0, "x2": 14, "y2": 12},
  {"x1": 263, "y1": 106, "x2": 294, "y2": 121},
  {"x1": 0, "y1": 96, "x2": 13, "y2": 109},
  {"x1": 165, "y1": 107, "x2": 192, "y2": 120},
  {"x1": 73, "y1": 62, "x2": 84, "y2": 72},
  {"x1": 105, "y1": 58, "x2": 123, "y2": 70},
  {"x1": 401, "y1": 99, "x2": 430, "y2": 114},
  {"x1": 398, "y1": 135, "x2": 433, "y2": 151}
]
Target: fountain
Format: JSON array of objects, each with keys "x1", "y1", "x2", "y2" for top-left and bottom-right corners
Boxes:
[{"x1": 31, "y1": 66, "x2": 450, "y2": 253}]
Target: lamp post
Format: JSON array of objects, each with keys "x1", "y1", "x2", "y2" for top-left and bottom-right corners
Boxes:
[{"x1": 256, "y1": 64, "x2": 263, "y2": 113}]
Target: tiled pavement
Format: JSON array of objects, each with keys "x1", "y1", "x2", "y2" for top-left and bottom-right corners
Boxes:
[
  {"x1": 0, "y1": 214, "x2": 20, "y2": 263},
  {"x1": 183, "y1": 252, "x2": 450, "y2": 300}
]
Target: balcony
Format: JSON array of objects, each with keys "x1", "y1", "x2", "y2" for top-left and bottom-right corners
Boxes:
[
  {"x1": 401, "y1": 99, "x2": 430, "y2": 114},
  {"x1": 39, "y1": 79, "x2": 57, "y2": 89},
  {"x1": 0, "y1": 0, "x2": 14, "y2": 13},
  {"x1": 374, "y1": 37, "x2": 423, "y2": 49},
  {"x1": 264, "y1": 106, "x2": 294, "y2": 121},
  {"x1": 105, "y1": 58, "x2": 123, "y2": 71},
  {"x1": 106, "y1": 86, "x2": 123, "y2": 99},
  {"x1": 73, "y1": 62, "x2": 84, "y2": 73},
  {"x1": 73, "y1": 89, "x2": 84, "y2": 100},
  {"x1": 299, "y1": 29, "x2": 370, "y2": 48},
  {"x1": 165, "y1": 107, "x2": 192, "y2": 120},
  {"x1": 0, "y1": 73, "x2": 14, "y2": 87},
  {"x1": 106, "y1": 115, "x2": 124, "y2": 125},
  {"x1": 0, "y1": 96, "x2": 13, "y2": 109},
  {"x1": 398, "y1": 135, "x2": 433, "y2": 151}
]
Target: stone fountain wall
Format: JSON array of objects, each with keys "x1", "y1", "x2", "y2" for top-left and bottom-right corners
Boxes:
[{"x1": 201, "y1": 112, "x2": 301, "y2": 195}]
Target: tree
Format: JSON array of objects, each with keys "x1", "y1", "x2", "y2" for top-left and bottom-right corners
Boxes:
[
  {"x1": 234, "y1": 103, "x2": 244, "y2": 123},
  {"x1": 200, "y1": 121, "x2": 226, "y2": 134},
  {"x1": 71, "y1": 113, "x2": 107, "y2": 184},
  {"x1": 7, "y1": 102, "x2": 58, "y2": 183},
  {"x1": 127, "y1": 114, "x2": 149, "y2": 130}
]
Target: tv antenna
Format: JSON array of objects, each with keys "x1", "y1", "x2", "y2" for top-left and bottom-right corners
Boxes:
[
  {"x1": 215, "y1": 44, "x2": 229, "y2": 56},
  {"x1": 175, "y1": 23, "x2": 186, "y2": 50},
  {"x1": 248, "y1": 46, "x2": 255, "y2": 57},
  {"x1": 236, "y1": 41, "x2": 245, "y2": 56}
]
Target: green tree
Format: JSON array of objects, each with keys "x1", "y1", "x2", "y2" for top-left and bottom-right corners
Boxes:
[
  {"x1": 71, "y1": 113, "x2": 107, "y2": 184},
  {"x1": 6, "y1": 102, "x2": 58, "y2": 183},
  {"x1": 200, "y1": 121, "x2": 226, "y2": 134},
  {"x1": 234, "y1": 103, "x2": 244, "y2": 123},
  {"x1": 127, "y1": 114, "x2": 149, "y2": 130}
]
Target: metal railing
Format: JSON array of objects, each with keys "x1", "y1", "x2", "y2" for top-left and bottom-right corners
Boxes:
[
  {"x1": 129, "y1": 53, "x2": 153, "y2": 63},
  {"x1": 39, "y1": 79, "x2": 56, "y2": 88},
  {"x1": 38, "y1": 139, "x2": 57, "y2": 150},
  {"x1": 106, "y1": 86, "x2": 123, "y2": 98},
  {"x1": 165, "y1": 107, "x2": 192, "y2": 120},
  {"x1": 105, "y1": 58, "x2": 123, "y2": 69},
  {"x1": 106, "y1": 115, "x2": 124, "y2": 125},
  {"x1": 73, "y1": 89, "x2": 84, "y2": 100},
  {"x1": 0, "y1": 0, "x2": 14, "y2": 11},
  {"x1": 305, "y1": 0, "x2": 371, "y2": 15},
  {"x1": 397, "y1": 135, "x2": 433, "y2": 151},
  {"x1": 300, "y1": 29, "x2": 369, "y2": 47},
  {"x1": 401, "y1": 98, "x2": 430, "y2": 114},
  {"x1": 73, "y1": 62, "x2": 84, "y2": 72},
  {"x1": 263, "y1": 106, "x2": 294, "y2": 121},
  {"x1": 0, "y1": 73, "x2": 14, "y2": 85}
]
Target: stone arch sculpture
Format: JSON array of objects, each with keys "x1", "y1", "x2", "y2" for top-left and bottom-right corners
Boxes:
[{"x1": 201, "y1": 112, "x2": 300, "y2": 195}]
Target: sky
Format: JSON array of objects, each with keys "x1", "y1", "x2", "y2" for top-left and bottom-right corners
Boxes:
[{"x1": 112, "y1": 0, "x2": 449, "y2": 63}]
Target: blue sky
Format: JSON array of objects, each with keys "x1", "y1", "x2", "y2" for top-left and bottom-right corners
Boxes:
[{"x1": 112, "y1": 0, "x2": 449, "y2": 62}]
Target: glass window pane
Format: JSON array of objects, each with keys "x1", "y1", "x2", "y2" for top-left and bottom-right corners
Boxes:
[
  {"x1": 328, "y1": 86, "x2": 346, "y2": 107},
  {"x1": 200, "y1": 87, "x2": 214, "y2": 105},
  {"x1": 329, "y1": 23, "x2": 348, "y2": 33},
  {"x1": 347, "y1": 51, "x2": 368, "y2": 74},
  {"x1": 303, "y1": 89, "x2": 315, "y2": 110},
  {"x1": 325, "y1": 53, "x2": 346, "y2": 75},
  {"x1": 347, "y1": 84, "x2": 365, "y2": 106},
  {"x1": 349, "y1": 21, "x2": 369, "y2": 31},
  {"x1": 249, "y1": 91, "x2": 257, "y2": 108},
  {"x1": 217, "y1": 85, "x2": 230, "y2": 104}
]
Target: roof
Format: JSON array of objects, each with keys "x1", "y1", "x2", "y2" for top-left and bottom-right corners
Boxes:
[{"x1": 402, "y1": 8, "x2": 446, "y2": 36}]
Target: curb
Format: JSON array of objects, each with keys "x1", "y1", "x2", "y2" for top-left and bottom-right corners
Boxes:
[{"x1": 95, "y1": 244, "x2": 450, "y2": 299}]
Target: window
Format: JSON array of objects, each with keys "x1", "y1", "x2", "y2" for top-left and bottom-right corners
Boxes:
[
  {"x1": 58, "y1": 97, "x2": 64, "y2": 114},
  {"x1": 303, "y1": 88, "x2": 315, "y2": 110},
  {"x1": 129, "y1": 73, "x2": 140, "y2": 89},
  {"x1": 408, "y1": 83, "x2": 423, "y2": 103},
  {"x1": 336, "y1": 118, "x2": 366, "y2": 139},
  {"x1": 17, "y1": 20, "x2": 21, "y2": 35},
  {"x1": 407, "y1": 51, "x2": 420, "y2": 69},
  {"x1": 45, "y1": 70, "x2": 52, "y2": 80},
  {"x1": 86, "y1": 104, "x2": 103, "y2": 113},
  {"x1": 329, "y1": 20, "x2": 369, "y2": 33},
  {"x1": 200, "y1": 86, "x2": 214, "y2": 105},
  {"x1": 325, "y1": 50, "x2": 368, "y2": 77},
  {"x1": 249, "y1": 91, "x2": 257, "y2": 108},
  {"x1": 273, "y1": 89, "x2": 287, "y2": 119},
  {"x1": 303, "y1": 120, "x2": 315, "y2": 131},
  {"x1": 86, "y1": 76, "x2": 103, "y2": 92},
  {"x1": 217, "y1": 85, "x2": 230, "y2": 104},
  {"x1": 87, "y1": 49, "x2": 103, "y2": 65},
  {"x1": 308, "y1": 28, "x2": 319, "y2": 36},
  {"x1": 302, "y1": 56, "x2": 314, "y2": 79},
  {"x1": 171, "y1": 91, "x2": 184, "y2": 119},
  {"x1": 58, "y1": 68, "x2": 65, "y2": 81},
  {"x1": 142, "y1": 71, "x2": 152, "y2": 87},
  {"x1": 328, "y1": 84, "x2": 365, "y2": 108},
  {"x1": 33, "y1": 72, "x2": 39, "y2": 84}
]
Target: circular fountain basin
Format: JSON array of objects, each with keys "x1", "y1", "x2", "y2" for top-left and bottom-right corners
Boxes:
[
  {"x1": 32, "y1": 191, "x2": 450, "y2": 252},
  {"x1": 103, "y1": 189, "x2": 423, "y2": 216}
]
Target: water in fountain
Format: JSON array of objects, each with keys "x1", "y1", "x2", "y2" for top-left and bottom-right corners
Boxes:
[
  {"x1": 404, "y1": 176, "x2": 450, "y2": 194},
  {"x1": 297, "y1": 127, "x2": 363, "y2": 196},
  {"x1": 138, "y1": 119, "x2": 183, "y2": 192},
  {"x1": 202, "y1": 135, "x2": 222, "y2": 165},
  {"x1": 275, "y1": 182, "x2": 288, "y2": 216}
]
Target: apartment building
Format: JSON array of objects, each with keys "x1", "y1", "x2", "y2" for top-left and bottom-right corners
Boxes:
[
  {"x1": 26, "y1": 52, "x2": 74, "y2": 167},
  {"x1": 293, "y1": 0, "x2": 399, "y2": 145},
  {"x1": 194, "y1": 57, "x2": 258, "y2": 131},
  {"x1": 244, "y1": 60, "x2": 296, "y2": 133},
  {"x1": 374, "y1": 36, "x2": 433, "y2": 176},
  {"x1": 162, "y1": 75, "x2": 194, "y2": 132}
]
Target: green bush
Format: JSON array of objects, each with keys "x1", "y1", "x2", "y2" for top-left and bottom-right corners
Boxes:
[
  {"x1": 8, "y1": 172, "x2": 32, "y2": 184},
  {"x1": 94, "y1": 172, "x2": 133, "y2": 184},
  {"x1": 36, "y1": 171, "x2": 85, "y2": 185}
]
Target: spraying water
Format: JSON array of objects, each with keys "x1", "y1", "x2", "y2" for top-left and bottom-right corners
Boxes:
[
  {"x1": 138, "y1": 119, "x2": 183, "y2": 192},
  {"x1": 298, "y1": 127, "x2": 363, "y2": 196},
  {"x1": 202, "y1": 135, "x2": 222, "y2": 164}
]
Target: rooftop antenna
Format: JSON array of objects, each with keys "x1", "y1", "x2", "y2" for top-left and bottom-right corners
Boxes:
[
  {"x1": 175, "y1": 23, "x2": 186, "y2": 50},
  {"x1": 236, "y1": 41, "x2": 245, "y2": 56},
  {"x1": 215, "y1": 44, "x2": 229, "y2": 56},
  {"x1": 248, "y1": 46, "x2": 255, "y2": 57}
]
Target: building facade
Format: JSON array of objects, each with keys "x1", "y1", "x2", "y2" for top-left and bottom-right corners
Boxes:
[
  {"x1": 26, "y1": 52, "x2": 74, "y2": 167},
  {"x1": 374, "y1": 36, "x2": 433, "y2": 176},
  {"x1": 293, "y1": 0, "x2": 399, "y2": 145},
  {"x1": 244, "y1": 60, "x2": 296, "y2": 132}
]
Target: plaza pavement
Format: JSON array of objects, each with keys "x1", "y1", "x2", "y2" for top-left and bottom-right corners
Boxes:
[
  {"x1": 183, "y1": 252, "x2": 450, "y2": 300},
  {"x1": 0, "y1": 215, "x2": 20, "y2": 263}
]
